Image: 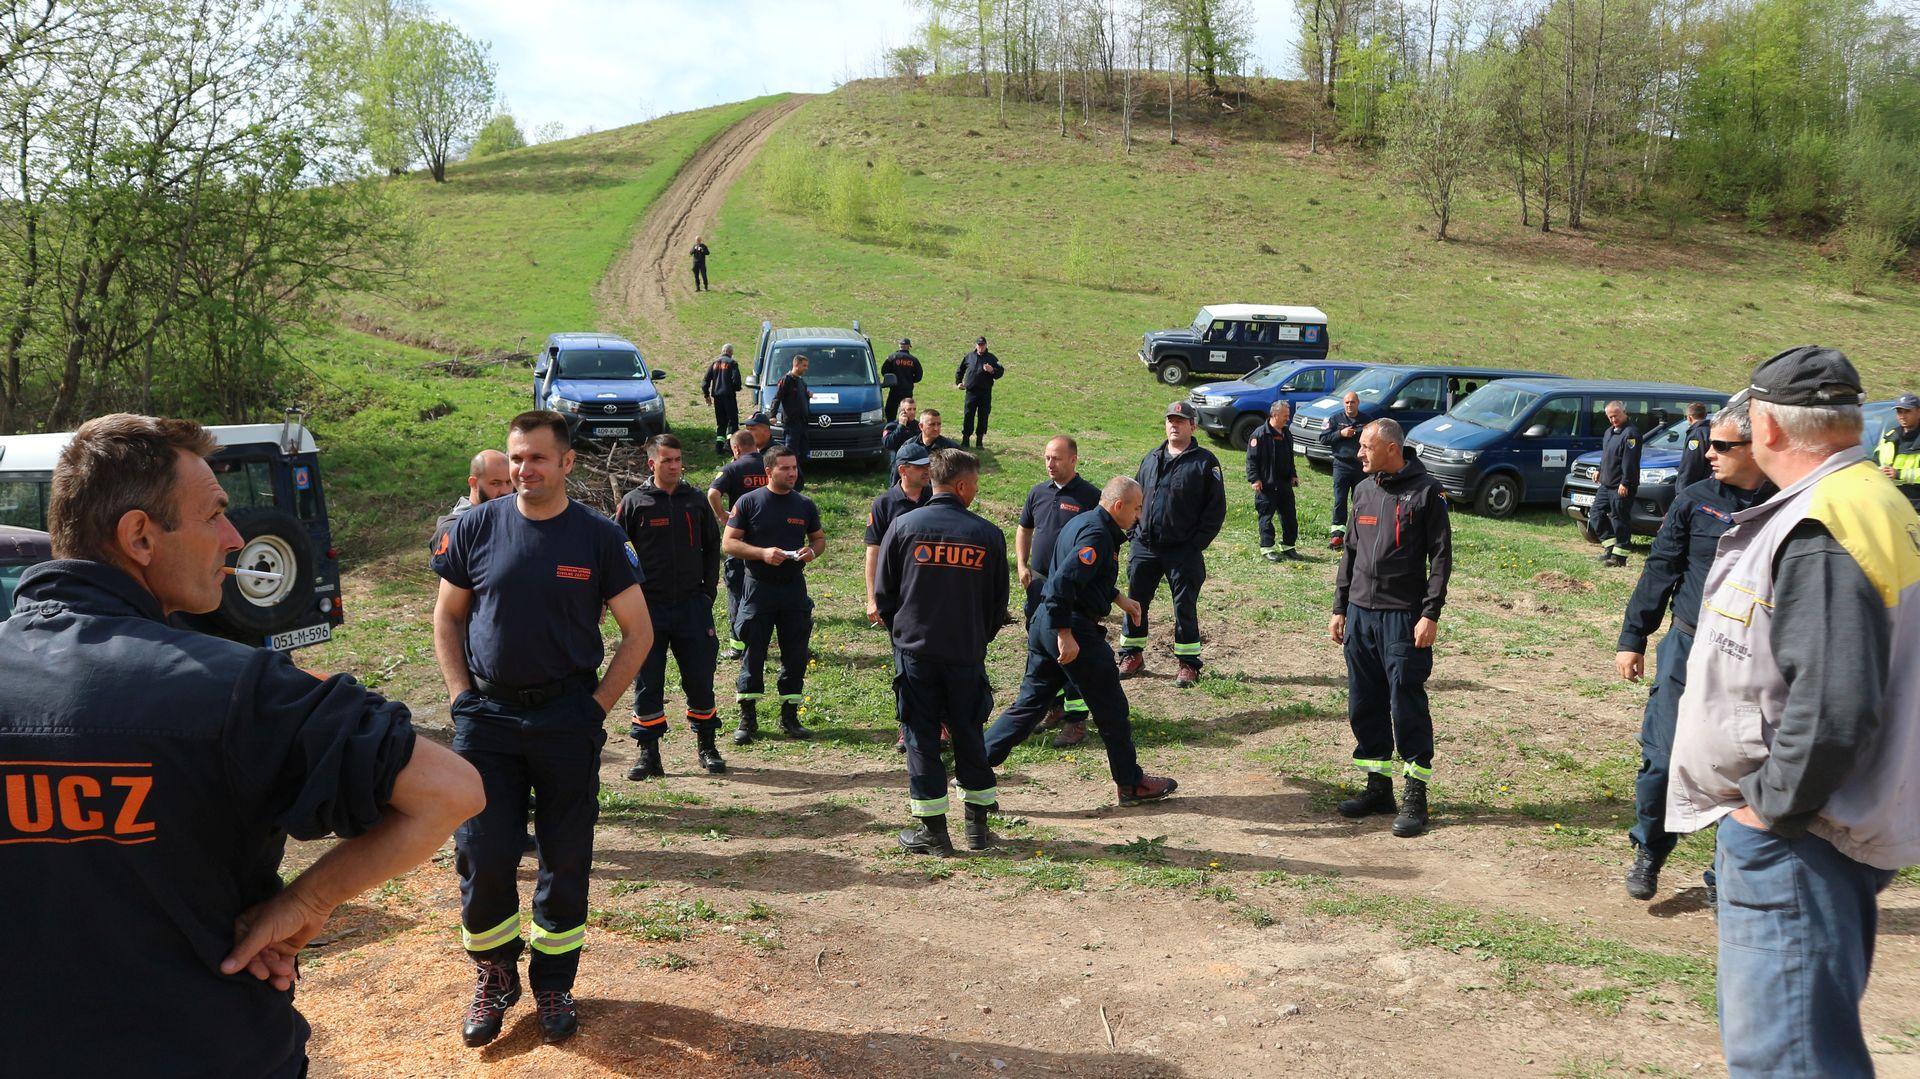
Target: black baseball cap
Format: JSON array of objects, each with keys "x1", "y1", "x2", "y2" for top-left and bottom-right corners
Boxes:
[
  {"x1": 894, "y1": 441, "x2": 932, "y2": 468},
  {"x1": 1746, "y1": 346, "x2": 1864, "y2": 407},
  {"x1": 1897, "y1": 393, "x2": 1920, "y2": 410},
  {"x1": 1166, "y1": 400, "x2": 1198, "y2": 422},
  {"x1": 900, "y1": 337, "x2": 911, "y2": 347},
  {"x1": 743, "y1": 411, "x2": 770, "y2": 427},
  {"x1": 975, "y1": 336, "x2": 988, "y2": 345}
]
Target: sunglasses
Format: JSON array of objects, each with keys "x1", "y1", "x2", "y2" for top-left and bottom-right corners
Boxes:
[{"x1": 1708, "y1": 439, "x2": 1751, "y2": 452}]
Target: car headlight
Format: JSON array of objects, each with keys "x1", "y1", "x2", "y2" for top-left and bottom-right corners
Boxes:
[
  {"x1": 1200, "y1": 395, "x2": 1232, "y2": 408},
  {"x1": 861, "y1": 408, "x2": 883, "y2": 424},
  {"x1": 639, "y1": 398, "x2": 663, "y2": 414},
  {"x1": 1640, "y1": 467, "x2": 1678, "y2": 485},
  {"x1": 550, "y1": 397, "x2": 582, "y2": 413},
  {"x1": 1447, "y1": 448, "x2": 1482, "y2": 463}
]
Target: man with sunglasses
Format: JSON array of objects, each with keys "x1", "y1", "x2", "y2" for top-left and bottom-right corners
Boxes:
[{"x1": 1615, "y1": 402, "x2": 1775, "y2": 903}]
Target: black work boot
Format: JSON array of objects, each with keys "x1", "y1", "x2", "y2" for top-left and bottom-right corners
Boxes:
[
  {"x1": 1625, "y1": 845, "x2": 1666, "y2": 901},
  {"x1": 1392, "y1": 776, "x2": 1430, "y2": 837},
  {"x1": 732, "y1": 699, "x2": 758, "y2": 745},
  {"x1": 696, "y1": 727, "x2": 728, "y2": 774},
  {"x1": 461, "y1": 958, "x2": 521, "y2": 1047},
  {"x1": 780, "y1": 700, "x2": 810, "y2": 740},
  {"x1": 898, "y1": 814, "x2": 955, "y2": 857},
  {"x1": 964, "y1": 802, "x2": 996, "y2": 851},
  {"x1": 1336, "y1": 772, "x2": 1397, "y2": 819},
  {"x1": 534, "y1": 988, "x2": 578, "y2": 1044},
  {"x1": 626, "y1": 738, "x2": 664, "y2": 781}
]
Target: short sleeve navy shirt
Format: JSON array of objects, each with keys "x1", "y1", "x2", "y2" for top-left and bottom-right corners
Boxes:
[
  {"x1": 864, "y1": 483, "x2": 931, "y2": 546},
  {"x1": 728, "y1": 487, "x2": 821, "y2": 584},
  {"x1": 1021, "y1": 475, "x2": 1102, "y2": 582},
  {"x1": 710, "y1": 453, "x2": 768, "y2": 508},
  {"x1": 432, "y1": 496, "x2": 640, "y2": 687}
]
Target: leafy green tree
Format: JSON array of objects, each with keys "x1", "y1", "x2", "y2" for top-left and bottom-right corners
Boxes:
[
  {"x1": 389, "y1": 16, "x2": 494, "y2": 182},
  {"x1": 468, "y1": 111, "x2": 524, "y2": 158}
]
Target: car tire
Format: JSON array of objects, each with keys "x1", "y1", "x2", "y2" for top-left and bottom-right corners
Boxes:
[
  {"x1": 1156, "y1": 358, "x2": 1189, "y2": 386},
  {"x1": 214, "y1": 507, "x2": 316, "y2": 638},
  {"x1": 1228, "y1": 414, "x2": 1264, "y2": 452},
  {"x1": 1474, "y1": 474, "x2": 1521, "y2": 519}
]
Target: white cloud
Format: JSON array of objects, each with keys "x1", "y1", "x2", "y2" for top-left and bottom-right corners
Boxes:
[{"x1": 435, "y1": 0, "x2": 1299, "y2": 132}]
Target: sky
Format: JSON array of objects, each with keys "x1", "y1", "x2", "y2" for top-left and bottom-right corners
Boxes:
[{"x1": 435, "y1": 0, "x2": 1301, "y2": 135}]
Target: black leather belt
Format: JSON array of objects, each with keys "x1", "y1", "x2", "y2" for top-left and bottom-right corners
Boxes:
[
  {"x1": 471, "y1": 672, "x2": 594, "y2": 709},
  {"x1": 1672, "y1": 615, "x2": 1697, "y2": 638}
]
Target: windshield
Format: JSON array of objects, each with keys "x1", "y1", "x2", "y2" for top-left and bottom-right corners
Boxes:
[
  {"x1": 1242, "y1": 361, "x2": 1306, "y2": 390},
  {"x1": 0, "y1": 562, "x2": 29, "y2": 616},
  {"x1": 555, "y1": 348, "x2": 647, "y2": 380},
  {"x1": 1189, "y1": 312, "x2": 1210, "y2": 337},
  {"x1": 771, "y1": 344, "x2": 875, "y2": 387},
  {"x1": 1647, "y1": 420, "x2": 1687, "y2": 448},
  {"x1": 1448, "y1": 385, "x2": 1542, "y2": 430},
  {"x1": 1329, "y1": 366, "x2": 1402, "y2": 405}
]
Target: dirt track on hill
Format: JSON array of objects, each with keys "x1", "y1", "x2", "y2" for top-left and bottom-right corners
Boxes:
[{"x1": 597, "y1": 95, "x2": 809, "y2": 366}]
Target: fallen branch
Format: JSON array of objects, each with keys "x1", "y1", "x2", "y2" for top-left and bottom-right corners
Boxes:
[{"x1": 1100, "y1": 1003, "x2": 1116, "y2": 1048}]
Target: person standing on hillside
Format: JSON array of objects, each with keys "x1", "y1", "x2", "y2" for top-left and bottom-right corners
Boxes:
[
  {"x1": 432, "y1": 450, "x2": 513, "y2": 554},
  {"x1": 1666, "y1": 347, "x2": 1919, "y2": 1078},
  {"x1": 702, "y1": 344, "x2": 744, "y2": 455},
  {"x1": 874, "y1": 449, "x2": 1011, "y2": 856},
  {"x1": 0, "y1": 413, "x2": 482, "y2": 1079},
  {"x1": 723, "y1": 445, "x2": 827, "y2": 745},
  {"x1": 1591, "y1": 401, "x2": 1642, "y2": 567},
  {"x1": 432, "y1": 410, "x2": 653, "y2": 1047},
  {"x1": 1329, "y1": 418, "x2": 1452, "y2": 839},
  {"x1": 616, "y1": 435, "x2": 726, "y2": 780},
  {"x1": 774, "y1": 353, "x2": 813, "y2": 466},
  {"x1": 708, "y1": 421, "x2": 772, "y2": 659},
  {"x1": 1614, "y1": 401, "x2": 1773, "y2": 904},
  {"x1": 884, "y1": 337, "x2": 922, "y2": 421},
  {"x1": 690, "y1": 235, "x2": 711, "y2": 291},
  {"x1": 1016, "y1": 435, "x2": 1102, "y2": 747},
  {"x1": 1319, "y1": 391, "x2": 1371, "y2": 550},
  {"x1": 1672, "y1": 402, "x2": 1713, "y2": 492},
  {"x1": 953, "y1": 336, "x2": 1004, "y2": 449},
  {"x1": 1118, "y1": 401, "x2": 1227, "y2": 688},
  {"x1": 1877, "y1": 392, "x2": 1920, "y2": 510},
  {"x1": 1247, "y1": 400, "x2": 1302, "y2": 562}
]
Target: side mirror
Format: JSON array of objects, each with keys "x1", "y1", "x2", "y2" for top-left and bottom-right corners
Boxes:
[
  {"x1": 533, "y1": 363, "x2": 547, "y2": 377},
  {"x1": 744, "y1": 375, "x2": 759, "y2": 390},
  {"x1": 1390, "y1": 399, "x2": 1410, "y2": 411},
  {"x1": 1522, "y1": 424, "x2": 1550, "y2": 438},
  {"x1": 882, "y1": 372, "x2": 896, "y2": 387},
  {"x1": 650, "y1": 369, "x2": 667, "y2": 381}
]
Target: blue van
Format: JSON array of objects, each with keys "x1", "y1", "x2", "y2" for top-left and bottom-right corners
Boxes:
[
  {"x1": 1188, "y1": 358, "x2": 1370, "y2": 450},
  {"x1": 1409, "y1": 379, "x2": 1727, "y2": 518},
  {"x1": 748, "y1": 321, "x2": 889, "y2": 465},
  {"x1": 534, "y1": 332, "x2": 669, "y2": 442},
  {"x1": 1292, "y1": 364, "x2": 1554, "y2": 465}
]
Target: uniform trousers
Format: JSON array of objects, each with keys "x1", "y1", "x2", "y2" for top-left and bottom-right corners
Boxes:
[
  {"x1": 1120, "y1": 542, "x2": 1206, "y2": 671},
  {"x1": 453, "y1": 680, "x2": 605, "y2": 991},
  {"x1": 985, "y1": 621, "x2": 1143, "y2": 787},
  {"x1": 1631, "y1": 628, "x2": 1693, "y2": 857},
  {"x1": 962, "y1": 392, "x2": 992, "y2": 443},
  {"x1": 692, "y1": 262, "x2": 709, "y2": 290},
  {"x1": 1255, "y1": 487, "x2": 1298, "y2": 550},
  {"x1": 722, "y1": 558, "x2": 746, "y2": 651},
  {"x1": 735, "y1": 576, "x2": 812, "y2": 703},
  {"x1": 1331, "y1": 464, "x2": 1362, "y2": 534},
  {"x1": 630, "y1": 594, "x2": 720, "y2": 741},
  {"x1": 1589, "y1": 488, "x2": 1635, "y2": 554},
  {"x1": 896, "y1": 651, "x2": 997, "y2": 816},
  {"x1": 1024, "y1": 582, "x2": 1087, "y2": 714},
  {"x1": 711, "y1": 394, "x2": 739, "y2": 440},
  {"x1": 1344, "y1": 605, "x2": 1434, "y2": 776},
  {"x1": 883, "y1": 384, "x2": 915, "y2": 424}
]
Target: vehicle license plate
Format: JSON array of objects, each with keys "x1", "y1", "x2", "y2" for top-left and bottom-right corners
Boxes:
[
  {"x1": 1570, "y1": 492, "x2": 1595, "y2": 508},
  {"x1": 811, "y1": 449, "x2": 845, "y2": 460},
  {"x1": 268, "y1": 622, "x2": 332, "y2": 651},
  {"x1": 591, "y1": 426, "x2": 626, "y2": 436}
]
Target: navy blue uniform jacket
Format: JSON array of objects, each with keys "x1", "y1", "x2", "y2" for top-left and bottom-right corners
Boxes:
[
  {"x1": 1245, "y1": 422, "x2": 1297, "y2": 488},
  {"x1": 1318, "y1": 409, "x2": 1372, "y2": 469},
  {"x1": 1598, "y1": 422, "x2": 1643, "y2": 492},
  {"x1": 1135, "y1": 442, "x2": 1227, "y2": 551},
  {"x1": 1617, "y1": 477, "x2": 1774, "y2": 650},
  {"x1": 616, "y1": 480, "x2": 721, "y2": 604},
  {"x1": 1040, "y1": 506, "x2": 1126, "y2": 635},
  {"x1": 873, "y1": 492, "x2": 1009, "y2": 661}
]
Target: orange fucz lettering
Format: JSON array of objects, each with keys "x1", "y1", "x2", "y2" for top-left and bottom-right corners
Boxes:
[{"x1": 1, "y1": 763, "x2": 156, "y2": 844}]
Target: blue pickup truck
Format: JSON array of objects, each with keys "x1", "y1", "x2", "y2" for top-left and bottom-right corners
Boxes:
[
  {"x1": 533, "y1": 332, "x2": 669, "y2": 442},
  {"x1": 1186, "y1": 358, "x2": 1370, "y2": 450}
]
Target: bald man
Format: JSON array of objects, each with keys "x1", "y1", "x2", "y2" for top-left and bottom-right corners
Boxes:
[{"x1": 432, "y1": 450, "x2": 513, "y2": 554}]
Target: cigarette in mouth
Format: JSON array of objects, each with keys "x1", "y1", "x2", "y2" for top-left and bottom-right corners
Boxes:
[{"x1": 225, "y1": 566, "x2": 284, "y2": 582}]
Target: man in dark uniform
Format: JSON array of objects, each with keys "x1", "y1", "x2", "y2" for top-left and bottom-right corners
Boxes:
[
  {"x1": 1329, "y1": 418, "x2": 1453, "y2": 839},
  {"x1": 432, "y1": 449, "x2": 512, "y2": 552},
  {"x1": 1247, "y1": 400, "x2": 1302, "y2": 562},
  {"x1": 773, "y1": 353, "x2": 812, "y2": 464},
  {"x1": 690, "y1": 235, "x2": 711, "y2": 291},
  {"x1": 708, "y1": 419, "x2": 772, "y2": 657},
  {"x1": 916, "y1": 407, "x2": 960, "y2": 454},
  {"x1": 1319, "y1": 390, "x2": 1371, "y2": 550},
  {"x1": 884, "y1": 337, "x2": 922, "y2": 420},
  {"x1": 702, "y1": 344, "x2": 744, "y2": 454},
  {"x1": 985, "y1": 476, "x2": 1179, "y2": 806},
  {"x1": 616, "y1": 435, "x2": 726, "y2": 780},
  {"x1": 1017, "y1": 435, "x2": 1102, "y2": 747},
  {"x1": 1591, "y1": 400, "x2": 1642, "y2": 567},
  {"x1": 0, "y1": 413, "x2": 482, "y2": 1079},
  {"x1": 875, "y1": 449, "x2": 1010, "y2": 855},
  {"x1": 1616, "y1": 402, "x2": 1773, "y2": 901},
  {"x1": 864, "y1": 441, "x2": 934, "y2": 752},
  {"x1": 723, "y1": 445, "x2": 827, "y2": 744},
  {"x1": 432, "y1": 410, "x2": 653, "y2": 1046},
  {"x1": 882, "y1": 397, "x2": 922, "y2": 454},
  {"x1": 1877, "y1": 392, "x2": 1920, "y2": 510},
  {"x1": 953, "y1": 335, "x2": 1004, "y2": 448},
  {"x1": 1672, "y1": 402, "x2": 1712, "y2": 492},
  {"x1": 1118, "y1": 401, "x2": 1227, "y2": 688}
]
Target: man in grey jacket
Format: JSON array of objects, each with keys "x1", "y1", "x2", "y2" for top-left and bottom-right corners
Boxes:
[{"x1": 1666, "y1": 346, "x2": 1920, "y2": 1079}]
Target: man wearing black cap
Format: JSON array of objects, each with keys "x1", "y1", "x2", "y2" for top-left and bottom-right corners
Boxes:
[
  {"x1": 1590, "y1": 401, "x2": 1642, "y2": 567},
  {"x1": 1666, "y1": 345, "x2": 1918, "y2": 1079},
  {"x1": 708, "y1": 418, "x2": 773, "y2": 658},
  {"x1": 884, "y1": 338, "x2": 922, "y2": 421},
  {"x1": 865, "y1": 441, "x2": 935, "y2": 752},
  {"x1": 1118, "y1": 400, "x2": 1227, "y2": 689},
  {"x1": 953, "y1": 336, "x2": 1004, "y2": 449},
  {"x1": 1876, "y1": 392, "x2": 1920, "y2": 510},
  {"x1": 701, "y1": 344, "x2": 743, "y2": 455}
]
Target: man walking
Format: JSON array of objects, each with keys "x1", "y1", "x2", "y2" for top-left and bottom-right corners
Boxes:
[
  {"x1": 1016, "y1": 435, "x2": 1101, "y2": 746},
  {"x1": 953, "y1": 336, "x2": 1004, "y2": 448},
  {"x1": 708, "y1": 418, "x2": 772, "y2": 658},
  {"x1": 1615, "y1": 402, "x2": 1773, "y2": 902},
  {"x1": 884, "y1": 337, "x2": 922, "y2": 420},
  {"x1": 690, "y1": 235, "x2": 711, "y2": 291},
  {"x1": 1329, "y1": 418, "x2": 1452, "y2": 839},
  {"x1": 723, "y1": 445, "x2": 827, "y2": 744},
  {"x1": 985, "y1": 476, "x2": 1179, "y2": 807},
  {"x1": 432, "y1": 410, "x2": 653, "y2": 1046},
  {"x1": 702, "y1": 344, "x2": 744, "y2": 454},
  {"x1": 1247, "y1": 400, "x2": 1301, "y2": 561},
  {"x1": 1591, "y1": 401, "x2": 1642, "y2": 567},
  {"x1": 874, "y1": 449, "x2": 1010, "y2": 856},
  {"x1": 1667, "y1": 347, "x2": 1919, "y2": 1079},
  {"x1": 616, "y1": 435, "x2": 726, "y2": 780},
  {"x1": 1118, "y1": 401, "x2": 1226, "y2": 688},
  {"x1": 1319, "y1": 391, "x2": 1371, "y2": 550},
  {"x1": 1672, "y1": 402, "x2": 1713, "y2": 492},
  {"x1": 1877, "y1": 391, "x2": 1920, "y2": 510}
]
